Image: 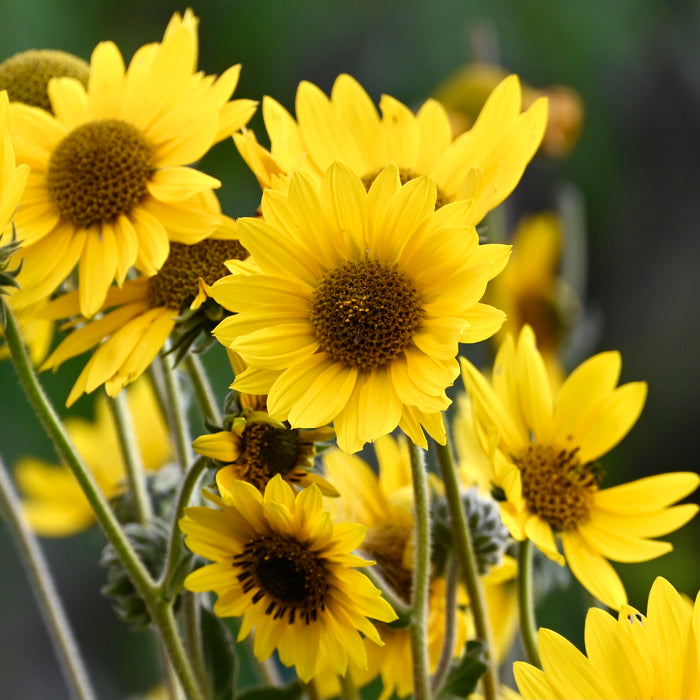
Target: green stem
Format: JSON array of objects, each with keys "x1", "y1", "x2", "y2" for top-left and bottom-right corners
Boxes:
[
  {"x1": 339, "y1": 670, "x2": 359, "y2": 700},
  {"x1": 430, "y1": 554, "x2": 458, "y2": 695},
  {"x1": 434, "y1": 439, "x2": 497, "y2": 700},
  {"x1": 517, "y1": 538, "x2": 541, "y2": 668},
  {"x1": 2, "y1": 301, "x2": 204, "y2": 698},
  {"x1": 109, "y1": 391, "x2": 152, "y2": 524},
  {"x1": 158, "y1": 352, "x2": 192, "y2": 472},
  {"x1": 158, "y1": 456, "x2": 210, "y2": 594},
  {"x1": 0, "y1": 453, "x2": 96, "y2": 700},
  {"x1": 408, "y1": 439, "x2": 432, "y2": 700},
  {"x1": 184, "y1": 353, "x2": 222, "y2": 426}
]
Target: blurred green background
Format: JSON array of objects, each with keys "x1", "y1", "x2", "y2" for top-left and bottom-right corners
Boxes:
[{"x1": 1, "y1": 0, "x2": 700, "y2": 697}]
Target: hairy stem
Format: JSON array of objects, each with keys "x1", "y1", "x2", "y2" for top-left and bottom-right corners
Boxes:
[{"x1": 517, "y1": 538, "x2": 541, "y2": 668}]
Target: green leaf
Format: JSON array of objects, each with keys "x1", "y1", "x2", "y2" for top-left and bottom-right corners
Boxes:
[
  {"x1": 201, "y1": 606, "x2": 237, "y2": 700},
  {"x1": 438, "y1": 639, "x2": 488, "y2": 698},
  {"x1": 237, "y1": 681, "x2": 304, "y2": 700}
]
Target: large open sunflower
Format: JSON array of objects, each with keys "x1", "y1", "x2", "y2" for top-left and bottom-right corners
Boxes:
[
  {"x1": 8, "y1": 10, "x2": 256, "y2": 317},
  {"x1": 233, "y1": 72, "x2": 547, "y2": 223},
  {"x1": 514, "y1": 577, "x2": 700, "y2": 699},
  {"x1": 460, "y1": 325, "x2": 700, "y2": 609},
  {"x1": 180, "y1": 474, "x2": 397, "y2": 682},
  {"x1": 211, "y1": 162, "x2": 511, "y2": 453}
]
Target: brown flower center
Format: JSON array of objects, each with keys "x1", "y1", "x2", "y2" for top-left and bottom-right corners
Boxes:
[
  {"x1": 0, "y1": 49, "x2": 89, "y2": 112},
  {"x1": 361, "y1": 166, "x2": 450, "y2": 208},
  {"x1": 515, "y1": 443, "x2": 603, "y2": 531},
  {"x1": 310, "y1": 258, "x2": 423, "y2": 371},
  {"x1": 234, "y1": 534, "x2": 329, "y2": 624},
  {"x1": 147, "y1": 238, "x2": 248, "y2": 311},
  {"x1": 46, "y1": 119, "x2": 154, "y2": 228}
]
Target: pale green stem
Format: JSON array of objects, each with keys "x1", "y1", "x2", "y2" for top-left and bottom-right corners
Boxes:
[
  {"x1": 0, "y1": 453, "x2": 96, "y2": 700},
  {"x1": 184, "y1": 353, "x2": 222, "y2": 426},
  {"x1": 158, "y1": 352, "x2": 192, "y2": 472},
  {"x1": 408, "y1": 439, "x2": 432, "y2": 700},
  {"x1": 517, "y1": 538, "x2": 541, "y2": 668},
  {"x1": 2, "y1": 302, "x2": 204, "y2": 699},
  {"x1": 430, "y1": 554, "x2": 459, "y2": 695},
  {"x1": 339, "y1": 670, "x2": 359, "y2": 700},
  {"x1": 109, "y1": 391, "x2": 152, "y2": 524},
  {"x1": 434, "y1": 440, "x2": 497, "y2": 700}
]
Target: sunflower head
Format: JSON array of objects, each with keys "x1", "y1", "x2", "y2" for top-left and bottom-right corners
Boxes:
[
  {"x1": 0, "y1": 49, "x2": 89, "y2": 112},
  {"x1": 193, "y1": 410, "x2": 336, "y2": 495},
  {"x1": 180, "y1": 475, "x2": 397, "y2": 682}
]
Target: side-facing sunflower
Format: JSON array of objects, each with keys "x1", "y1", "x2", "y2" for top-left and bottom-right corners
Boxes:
[
  {"x1": 38, "y1": 221, "x2": 248, "y2": 406},
  {"x1": 514, "y1": 576, "x2": 700, "y2": 699},
  {"x1": 193, "y1": 410, "x2": 336, "y2": 495},
  {"x1": 320, "y1": 434, "x2": 469, "y2": 699},
  {"x1": 180, "y1": 474, "x2": 397, "y2": 683},
  {"x1": 15, "y1": 379, "x2": 173, "y2": 536},
  {"x1": 9, "y1": 10, "x2": 256, "y2": 317},
  {"x1": 0, "y1": 90, "x2": 29, "y2": 236},
  {"x1": 459, "y1": 325, "x2": 700, "y2": 609},
  {"x1": 234, "y1": 72, "x2": 547, "y2": 224},
  {"x1": 211, "y1": 162, "x2": 511, "y2": 453}
]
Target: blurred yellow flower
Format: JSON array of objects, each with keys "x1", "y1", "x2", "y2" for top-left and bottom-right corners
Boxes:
[
  {"x1": 514, "y1": 577, "x2": 700, "y2": 699},
  {"x1": 460, "y1": 325, "x2": 699, "y2": 609},
  {"x1": 15, "y1": 380, "x2": 172, "y2": 536}
]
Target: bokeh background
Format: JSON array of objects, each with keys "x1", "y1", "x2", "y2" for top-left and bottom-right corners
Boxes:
[{"x1": 1, "y1": 0, "x2": 699, "y2": 697}]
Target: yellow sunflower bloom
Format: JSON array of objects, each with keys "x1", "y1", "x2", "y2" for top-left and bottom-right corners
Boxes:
[
  {"x1": 0, "y1": 90, "x2": 29, "y2": 235},
  {"x1": 211, "y1": 162, "x2": 511, "y2": 453},
  {"x1": 39, "y1": 225, "x2": 248, "y2": 406},
  {"x1": 460, "y1": 325, "x2": 700, "y2": 609},
  {"x1": 321, "y1": 435, "x2": 469, "y2": 699},
  {"x1": 193, "y1": 410, "x2": 336, "y2": 494},
  {"x1": 180, "y1": 474, "x2": 397, "y2": 683},
  {"x1": 514, "y1": 576, "x2": 700, "y2": 699},
  {"x1": 8, "y1": 10, "x2": 256, "y2": 318},
  {"x1": 234, "y1": 72, "x2": 547, "y2": 224},
  {"x1": 15, "y1": 379, "x2": 173, "y2": 536}
]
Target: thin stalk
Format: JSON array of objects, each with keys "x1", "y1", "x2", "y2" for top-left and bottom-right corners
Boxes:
[
  {"x1": 430, "y1": 554, "x2": 459, "y2": 695},
  {"x1": 339, "y1": 670, "x2": 359, "y2": 700},
  {"x1": 109, "y1": 391, "x2": 152, "y2": 524},
  {"x1": 434, "y1": 439, "x2": 497, "y2": 700},
  {"x1": 408, "y1": 439, "x2": 432, "y2": 700},
  {"x1": 0, "y1": 454, "x2": 96, "y2": 700},
  {"x1": 158, "y1": 352, "x2": 192, "y2": 472},
  {"x1": 517, "y1": 538, "x2": 541, "y2": 668},
  {"x1": 2, "y1": 302, "x2": 203, "y2": 698},
  {"x1": 184, "y1": 353, "x2": 222, "y2": 426}
]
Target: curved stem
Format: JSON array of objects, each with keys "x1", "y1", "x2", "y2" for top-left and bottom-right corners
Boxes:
[
  {"x1": 434, "y1": 439, "x2": 497, "y2": 700},
  {"x1": 408, "y1": 439, "x2": 432, "y2": 700},
  {"x1": 184, "y1": 353, "x2": 222, "y2": 426},
  {"x1": 0, "y1": 453, "x2": 96, "y2": 700},
  {"x1": 517, "y1": 538, "x2": 541, "y2": 668},
  {"x1": 109, "y1": 391, "x2": 152, "y2": 524},
  {"x1": 2, "y1": 301, "x2": 203, "y2": 698},
  {"x1": 362, "y1": 566, "x2": 412, "y2": 622},
  {"x1": 430, "y1": 554, "x2": 459, "y2": 695},
  {"x1": 158, "y1": 352, "x2": 192, "y2": 473}
]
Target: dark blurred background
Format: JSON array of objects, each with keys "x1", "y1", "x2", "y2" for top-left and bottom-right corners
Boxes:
[{"x1": 1, "y1": 0, "x2": 699, "y2": 697}]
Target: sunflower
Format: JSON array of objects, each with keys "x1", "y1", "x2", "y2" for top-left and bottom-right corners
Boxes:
[
  {"x1": 39, "y1": 224, "x2": 248, "y2": 406},
  {"x1": 15, "y1": 379, "x2": 173, "y2": 536},
  {"x1": 0, "y1": 90, "x2": 29, "y2": 236},
  {"x1": 8, "y1": 10, "x2": 256, "y2": 317},
  {"x1": 514, "y1": 576, "x2": 700, "y2": 699},
  {"x1": 320, "y1": 434, "x2": 469, "y2": 699},
  {"x1": 180, "y1": 474, "x2": 397, "y2": 683},
  {"x1": 459, "y1": 325, "x2": 700, "y2": 609},
  {"x1": 211, "y1": 162, "x2": 511, "y2": 453},
  {"x1": 233, "y1": 72, "x2": 547, "y2": 224},
  {"x1": 193, "y1": 409, "x2": 336, "y2": 494}
]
